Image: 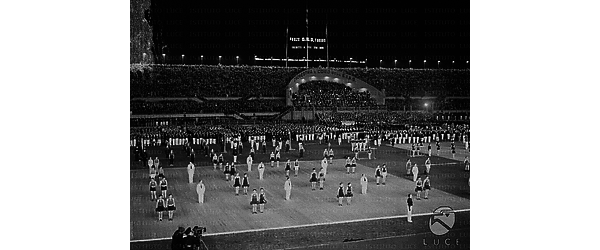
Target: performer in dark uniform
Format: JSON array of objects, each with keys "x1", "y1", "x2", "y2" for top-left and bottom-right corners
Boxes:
[
  {"x1": 464, "y1": 156, "x2": 470, "y2": 171},
  {"x1": 328, "y1": 148, "x2": 334, "y2": 164},
  {"x1": 428, "y1": 143, "x2": 432, "y2": 156},
  {"x1": 250, "y1": 189, "x2": 259, "y2": 214},
  {"x1": 233, "y1": 143, "x2": 239, "y2": 163},
  {"x1": 275, "y1": 151, "x2": 281, "y2": 168},
  {"x1": 242, "y1": 173, "x2": 250, "y2": 195},
  {"x1": 285, "y1": 159, "x2": 291, "y2": 177},
  {"x1": 350, "y1": 157, "x2": 357, "y2": 174},
  {"x1": 310, "y1": 168, "x2": 318, "y2": 190},
  {"x1": 230, "y1": 163, "x2": 237, "y2": 177},
  {"x1": 294, "y1": 159, "x2": 300, "y2": 177},
  {"x1": 157, "y1": 167, "x2": 165, "y2": 180},
  {"x1": 407, "y1": 194, "x2": 413, "y2": 223},
  {"x1": 160, "y1": 178, "x2": 168, "y2": 198},
  {"x1": 149, "y1": 166, "x2": 157, "y2": 180},
  {"x1": 166, "y1": 194, "x2": 176, "y2": 221},
  {"x1": 436, "y1": 141, "x2": 441, "y2": 156},
  {"x1": 423, "y1": 176, "x2": 431, "y2": 199},
  {"x1": 270, "y1": 152, "x2": 275, "y2": 168},
  {"x1": 318, "y1": 168, "x2": 325, "y2": 190},
  {"x1": 155, "y1": 195, "x2": 166, "y2": 221},
  {"x1": 345, "y1": 183, "x2": 353, "y2": 205},
  {"x1": 149, "y1": 178, "x2": 157, "y2": 201},
  {"x1": 233, "y1": 173, "x2": 241, "y2": 195},
  {"x1": 218, "y1": 153, "x2": 224, "y2": 169},
  {"x1": 259, "y1": 188, "x2": 267, "y2": 213},
  {"x1": 337, "y1": 183, "x2": 345, "y2": 206},
  {"x1": 451, "y1": 143, "x2": 456, "y2": 159},
  {"x1": 345, "y1": 157, "x2": 351, "y2": 173},
  {"x1": 375, "y1": 165, "x2": 383, "y2": 185},
  {"x1": 415, "y1": 177, "x2": 423, "y2": 200},
  {"x1": 224, "y1": 163, "x2": 231, "y2": 181},
  {"x1": 212, "y1": 154, "x2": 218, "y2": 170},
  {"x1": 381, "y1": 164, "x2": 388, "y2": 185}
]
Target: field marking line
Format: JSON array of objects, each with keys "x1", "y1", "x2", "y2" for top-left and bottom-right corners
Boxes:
[
  {"x1": 130, "y1": 209, "x2": 470, "y2": 243},
  {"x1": 279, "y1": 231, "x2": 429, "y2": 250}
]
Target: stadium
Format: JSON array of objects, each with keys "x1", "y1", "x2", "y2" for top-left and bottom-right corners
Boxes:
[{"x1": 131, "y1": 1, "x2": 470, "y2": 249}]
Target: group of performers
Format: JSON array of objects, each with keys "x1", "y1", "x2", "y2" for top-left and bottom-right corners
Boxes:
[{"x1": 141, "y1": 133, "x2": 465, "y2": 223}]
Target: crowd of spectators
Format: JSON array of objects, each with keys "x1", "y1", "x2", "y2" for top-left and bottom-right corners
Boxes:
[
  {"x1": 130, "y1": 99, "x2": 287, "y2": 114},
  {"x1": 385, "y1": 98, "x2": 469, "y2": 111},
  {"x1": 130, "y1": 65, "x2": 304, "y2": 98},
  {"x1": 435, "y1": 98, "x2": 470, "y2": 110},
  {"x1": 291, "y1": 80, "x2": 377, "y2": 107},
  {"x1": 130, "y1": 65, "x2": 469, "y2": 100},
  {"x1": 336, "y1": 68, "x2": 469, "y2": 97}
]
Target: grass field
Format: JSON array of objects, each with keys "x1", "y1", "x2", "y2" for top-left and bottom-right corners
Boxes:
[
  {"x1": 130, "y1": 139, "x2": 470, "y2": 249},
  {"x1": 130, "y1": 211, "x2": 470, "y2": 250}
]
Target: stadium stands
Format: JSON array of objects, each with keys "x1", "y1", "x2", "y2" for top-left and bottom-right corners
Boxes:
[
  {"x1": 131, "y1": 65, "x2": 469, "y2": 98},
  {"x1": 291, "y1": 80, "x2": 377, "y2": 107},
  {"x1": 336, "y1": 68, "x2": 469, "y2": 97},
  {"x1": 130, "y1": 65, "x2": 469, "y2": 115}
]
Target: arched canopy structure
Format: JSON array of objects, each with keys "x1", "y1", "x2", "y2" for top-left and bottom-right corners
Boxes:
[{"x1": 286, "y1": 68, "x2": 385, "y2": 106}]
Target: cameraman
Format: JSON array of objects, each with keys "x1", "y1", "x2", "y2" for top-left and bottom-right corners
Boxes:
[
  {"x1": 171, "y1": 227, "x2": 185, "y2": 250},
  {"x1": 190, "y1": 226, "x2": 206, "y2": 250}
]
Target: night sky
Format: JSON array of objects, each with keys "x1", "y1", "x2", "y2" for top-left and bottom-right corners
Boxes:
[{"x1": 146, "y1": 1, "x2": 469, "y2": 68}]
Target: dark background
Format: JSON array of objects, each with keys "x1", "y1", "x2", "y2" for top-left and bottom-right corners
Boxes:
[{"x1": 144, "y1": 1, "x2": 469, "y2": 68}]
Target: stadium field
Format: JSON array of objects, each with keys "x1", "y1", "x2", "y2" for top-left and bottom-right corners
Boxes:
[{"x1": 131, "y1": 139, "x2": 469, "y2": 249}]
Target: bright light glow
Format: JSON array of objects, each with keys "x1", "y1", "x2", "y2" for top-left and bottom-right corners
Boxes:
[
  {"x1": 236, "y1": 56, "x2": 239, "y2": 58},
  {"x1": 409, "y1": 60, "x2": 411, "y2": 62},
  {"x1": 424, "y1": 103, "x2": 428, "y2": 107},
  {"x1": 219, "y1": 56, "x2": 222, "y2": 58},
  {"x1": 438, "y1": 61, "x2": 440, "y2": 63},
  {"x1": 424, "y1": 60, "x2": 426, "y2": 62},
  {"x1": 467, "y1": 61, "x2": 469, "y2": 63},
  {"x1": 162, "y1": 54, "x2": 165, "y2": 57}
]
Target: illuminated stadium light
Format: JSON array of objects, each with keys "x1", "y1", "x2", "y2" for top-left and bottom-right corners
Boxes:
[{"x1": 424, "y1": 103, "x2": 429, "y2": 107}]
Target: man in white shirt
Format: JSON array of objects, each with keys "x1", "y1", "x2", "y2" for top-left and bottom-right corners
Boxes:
[{"x1": 284, "y1": 177, "x2": 292, "y2": 200}]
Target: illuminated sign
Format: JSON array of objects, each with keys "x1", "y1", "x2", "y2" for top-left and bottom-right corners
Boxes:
[
  {"x1": 290, "y1": 37, "x2": 326, "y2": 43},
  {"x1": 291, "y1": 46, "x2": 325, "y2": 49}
]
